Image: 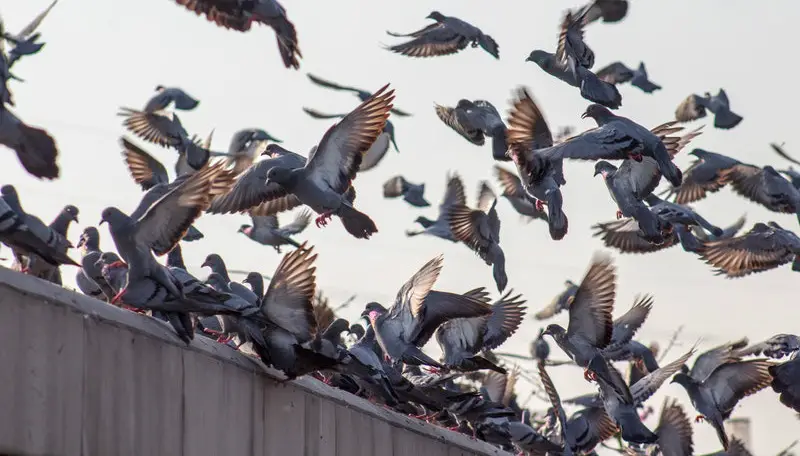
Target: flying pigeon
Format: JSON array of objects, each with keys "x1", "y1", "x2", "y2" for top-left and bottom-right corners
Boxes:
[
  {"x1": 2, "y1": 0, "x2": 58, "y2": 68},
  {"x1": 237, "y1": 209, "x2": 311, "y2": 252},
  {"x1": 691, "y1": 215, "x2": 747, "y2": 242},
  {"x1": 654, "y1": 398, "x2": 695, "y2": 456},
  {"x1": 596, "y1": 61, "x2": 661, "y2": 93},
  {"x1": 446, "y1": 185, "x2": 508, "y2": 292},
  {"x1": 406, "y1": 173, "x2": 465, "y2": 242},
  {"x1": 492, "y1": 165, "x2": 548, "y2": 223},
  {"x1": 386, "y1": 12, "x2": 499, "y2": 59},
  {"x1": 224, "y1": 128, "x2": 282, "y2": 174},
  {"x1": 644, "y1": 194, "x2": 723, "y2": 237},
  {"x1": 256, "y1": 85, "x2": 394, "y2": 239},
  {"x1": 671, "y1": 345, "x2": 773, "y2": 450},
  {"x1": 143, "y1": 86, "x2": 199, "y2": 113},
  {"x1": 0, "y1": 192, "x2": 76, "y2": 268},
  {"x1": 365, "y1": 254, "x2": 492, "y2": 370},
  {"x1": 436, "y1": 290, "x2": 526, "y2": 373},
  {"x1": 171, "y1": 0, "x2": 301, "y2": 69},
  {"x1": 382, "y1": 175, "x2": 429, "y2": 207},
  {"x1": 592, "y1": 218, "x2": 701, "y2": 254},
  {"x1": 575, "y1": 0, "x2": 629, "y2": 24},
  {"x1": 0, "y1": 106, "x2": 59, "y2": 179},
  {"x1": 720, "y1": 164, "x2": 800, "y2": 223},
  {"x1": 660, "y1": 149, "x2": 741, "y2": 204},
  {"x1": 534, "y1": 280, "x2": 578, "y2": 320},
  {"x1": 505, "y1": 87, "x2": 569, "y2": 240},
  {"x1": 675, "y1": 89, "x2": 743, "y2": 129},
  {"x1": 434, "y1": 99, "x2": 508, "y2": 161},
  {"x1": 306, "y1": 74, "x2": 411, "y2": 116},
  {"x1": 698, "y1": 221, "x2": 800, "y2": 277}
]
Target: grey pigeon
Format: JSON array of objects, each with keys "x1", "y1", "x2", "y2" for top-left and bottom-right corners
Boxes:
[
  {"x1": 698, "y1": 221, "x2": 800, "y2": 277},
  {"x1": 645, "y1": 194, "x2": 723, "y2": 237},
  {"x1": 386, "y1": 12, "x2": 498, "y2": 59},
  {"x1": 0, "y1": 193, "x2": 76, "y2": 268},
  {"x1": 542, "y1": 254, "x2": 621, "y2": 387},
  {"x1": 94, "y1": 252, "x2": 128, "y2": 300},
  {"x1": 737, "y1": 334, "x2": 799, "y2": 360},
  {"x1": 535, "y1": 280, "x2": 578, "y2": 320},
  {"x1": 99, "y1": 162, "x2": 231, "y2": 303},
  {"x1": 17, "y1": 203, "x2": 79, "y2": 285},
  {"x1": 770, "y1": 355, "x2": 800, "y2": 413},
  {"x1": 675, "y1": 89, "x2": 743, "y2": 129},
  {"x1": 541, "y1": 104, "x2": 685, "y2": 188},
  {"x1": 446, "y1": 190, "x2": 507, "y2": 292},
  {"x1": 660, "y1": 149, "x2": 741, "y2": 204},
  {"x1": 225, "y1": 128, "x2": 282, "y2": 175},
  {"x1": 260, "y1": 85, "x2": 395, "y2": 239},
  {"x1": 592, "y1": 218, "x2": 702, "y2": 254},
  {"x1": 671, "y1": 345, "x2": 773, "y2": 450},
  {"x1": 382, "y1": 175, "x2": 429, "y2": 207},
  {"x1": 3, "y1": 0, "x2": 58, "y2": 68},
  {"x1": 143, "y1": 86, "x2": 199, "y2": 113},
  {"x1": 242, "y1": 271, "x2": 265, "y2": 302},
  {"x1": 0, "y1": 106, "x2": 59, "y2": 179},
  {"x1": 364, "y1": 254, "x2": 492, "y2": 369},
  {"x1": 238, "y1": 209, "x2": 311, "y2": 252},
  {"x1": 691, "y1": 215, "x2": 746, "y2": 242},
  {"x1": 203, "y1": 272, "x2": 268, "y2": 347},
  {"x1": 505, "y1": 87, "x2": 569, "y2": 240},
  {"x1": 596, "y1": 61, "x2": 661, "y2": 93},
  {"x1": 655, "y1": 398, "x2": 695, "y2": 456},
  {"x1": 779, "y1": 166, "x2": 800, "y2": 190},
  {"x1": 721, "y1": 164, "x2": 800, "y2": 223},
  {"x1": 575, "y1": 0, "x2": 629, "y2": 24},
  {"x1": 75, "y1": 226, "x2": 114, "y2": 301},
  {"x1": 406, "y1": 173, "x2": 465, "y2": 242},
  {"x1": 436, "y1": 290, "x2": 526, "y2": 373},
  {"x1": 434, "y1": 100, "x2": 508, "y2": 161},
  {"x1": 171, "y1": 0, "x2": 301, "y2": 69},
  {"x1": 493, "y1": 165, "x2": 548, "y2": 223},
  {"x1": 306, "y1": 74, "x2": 411, "y2": 116},
  {"x1": 303, "y1": 107, "x2": 398, "y2": 172},
  {"x1": 201, "y1": 253, "x2": 259, "y2": 303},
  {"x1": 601, "y1": 295, "x2": 654, "y2": 361},
  {"x1": 532, "y1": 328, "x2": 550, "y2": 362}
]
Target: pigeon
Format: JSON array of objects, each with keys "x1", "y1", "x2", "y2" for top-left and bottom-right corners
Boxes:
[
  {"x1": 242, "y1": 271, "x2": 265, "y2": 302},
  {"x1": 224, "y1": 128, "x2": 282, "y2": 175},
  {"x1": 737, "y1": 334, "x2": 799, "y2": 360},
  {"x1": 237, "y1": 209, "x2": 311, "y2": 252},
  {"x1": 2, "y1": 0, "x2": 58, "y2": 68},
  {"x1": 675, "y1": 89, "x2": 743, "y2": 129},
  {"x1": 698, "y1": 222, "x2": 800, "y2": 277},
  {"x1": 386, "y1": 12, "x2": 498, "y2": 59},
  {"x1": 99, "y1": 162, "x2": 233, "y2": 303},
  {"x1": 435, "y1": 290, "x2": 526, "y2": 373},
  {"x1": 201, "y1": 253, "x2": 259, "y2": 303},
  {"x1": 434, "y1": 100, "x2": 508, "y2": 161},
  {"x1": 671, "y1": 347, "x2": 773, "y2": 450},
  {"x1": 644, "y1": 194, "x2": 724, "y2": 237},
  {"x1": 75, "y1": 226, "x2": 114, "y2": 301},
  {"x1": 493, "y1": 165, "x2": 548, "y2": 223},
  {"x1": 143, "y1": 86, "x2": 199, "y2": 113},
  {"x1": 596, "y1": 61, "x2": 661, "y2": 93},
  {"x1": 259, "y1": 85, "x2": 394, "y2": 239},
  {"x1": 306, "y1": 74, "x2": 411, "y2": 117},
  {"x1": 592, "y1": 218, "x2": 702, "y2": 254},
  {"x1": 720, "y1": 164, "x2": 800, "y2": 223},
  {"x1": 446, "y1": 186, "x2": 508, "y2": 292},
  {"x1": 770, "y1": 355, "x2": 800, "y2": 413},
  {"x1": 16, "y1": 204, "x2": 79, "y2": 285},
  {"x1": 365, "y1": 254, "x2": 492, "y2": 370},
  {"x1": 576, "y1": 0, "x2": 629, "y2": 24},
  {"x1": 0, "y1": 106, "x2": 59, "y2": 179},
  {"x1": 382, "y1": 175, "x2": 429, "y2": 207},
  {"x1": 542, "y1": 254, "x2": 620, "y2": 387},
  {"x1": 534, "y1": 280, "x2": 578, "y2": 320},
  {"x1": 505, "y1": 87, "x2": 569, "y2": 240},
  {"x1": 540, "y1": 104, "x2": 685, "y2": 188},
  {"x1": 660, "y1": 149, "x2": 741, "y2": 204},
  {"x1": 303, "y1": 107, "x2": 398, "y2": 172},
  {"x1": 171, "y1": 0, "x2": 301, "y2": 69},
  {"x1": 532, "y1": 328, "x2": 550, "y2": 362},
  {"x1": 406, "y1": 173, "x2": 465, "y2": 242},
  {"x1": 654, "y1": 398, "x2": 695, "y2": 456},
  {"x1": 691, "y1": 215, "x2": 747, "y2": 242},
  {"x1": 202, "y1": 272, "x2": 268, "y2": 347},
  {"x1": 94, "y1": 251, "x2": 128, "y2": 300},
  {"x1": 601, "y1": 295, "x2": 654, "y2": 361},
  {"x1": 0, "y1": 192, "x2": 76, "y2": 268}
]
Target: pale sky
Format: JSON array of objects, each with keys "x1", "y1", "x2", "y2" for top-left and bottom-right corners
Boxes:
[{"x1": 3, "y1": 0, "x2": 799, "y2": 453}]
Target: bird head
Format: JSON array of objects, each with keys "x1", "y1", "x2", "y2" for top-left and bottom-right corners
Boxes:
[
  {"x1": 261, "y1": 143, "x2": 285, "y2": 157},
  {"x1": 361, "y1": 301, "x2": 386, "y2": 319},
  {"x1": 525, "y1": 49, "x2": 549, "y2": 65},
  {"x1": 581, "y1": 104, "x2": 612, "y2": 121},
  {"x1": 64, "y1": 205, "x2": 79, "y2": 223},
  {"x1": 688, "y1": 148, "x2": 706, "y2": 158},
  {"x1": 0, "y1": 184, "x2": 17, "y2": 199},
  {"x1": 251, "y1": 129, "x2": 281, "y2": 143},
  {"x1": 427, "y1": 11, "x2": 445, "y2": 21},
  {"x1": 670, "y1": 369, "x2": 693, "y2": 387},
  {"x1": 203, "y1": 272, "x2": 226, "y2": 288},
  {"x1": 542, "y1": 324, "x2": 565, "y2": 338},
  {"x1": 99, "y1": 207, "x2": 124, "y2": 227},
  {"x1": 593, "y1": 161, "x2": 616, "y2": 178},
  {"x1": 154, "y1": 85, "x2": 165, "y2": 91},
  {"x1": 238, "y1": 224, "x2": 252, "y2": 235},
  {"x1": 77, "y1": 226, "x2": 99, "y2": 249},
  {"x1": 201, "y1": 253, "x2": 222, "y2": 270},
  {"x1": 242, "y1": 272, "x2": 261, "y2": 287},
  {"x1": 265, "y1": 167, "x2": 292, "y2": 185},
  {"x1": 367, "y1": 310, "x2": 381, "y2": 324}
]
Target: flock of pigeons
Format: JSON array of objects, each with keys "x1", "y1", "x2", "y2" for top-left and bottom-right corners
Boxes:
[{"x1": 0, "y1": 0, "x2": 798, "y2": 455}]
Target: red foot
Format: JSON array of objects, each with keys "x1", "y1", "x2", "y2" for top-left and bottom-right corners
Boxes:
[
  {"x1": 216, "y1": 335, "x2": 232, "y2": 344},
  {"x1": 616, "y1": 210, "x2": 624, "y2": 219},
  {"x1": 203, "y1": 328, "x2": 223, "y2": 337},
  {"x1": 20, "y1": 267, "x2": 31, "y2": 274},
  {"x1": 110, "y1": 288, "x2": 127, "y2": 305},
  {"x1": 535, "y1": 199, "x2": 546, "y2": 212},
  {"x1": 383, "y1": 354, "x2": 391, "y2": 363},
  {"x1": 446, "y1": 426, "x2": 460, "y2": 432},
  {"x1": 122, "y1": 304, "x2": 146, "y2": 314},
  {"x1": 315, "y1": 211, "x2": 334, "y2": 228},
  {"x1": 584, "y1": 368, "x2": 597, "y2": 382},
  {"x1": 630, "y1": 153, "x2": 644, "y2": 162},
  {"x1": 695, "y1": 415, "x2": 705, "y2": 423},
  {"x1": 426, "y1": 367, "x2": 442, "y2": 375}
]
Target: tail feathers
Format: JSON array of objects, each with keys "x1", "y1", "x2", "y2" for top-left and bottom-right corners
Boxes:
[
  {"x1": 546, "y1": 190, "x2": 568, "y2": 240},
  {"x1": 468, "y1": 355, "x2": 507, "y2": 374},
  {"x1": 182, "y1": 224, "x2": 204, "y2": 242},
  {"x1": 15, "y1": 122, "x2": 59, "y2": 179},
  {"x1": 714, "y1": 110, "x2": 743, "y2": 130},
  {"x1": 403, "y1": 346, "x2": 445, "y2": 369},
  {"x1": 338, "y1": 204, "x2": 378, "y2": 239},
  {"x1": 621, "y1": 422, "x2": 659, "y2": 444},
  {"x1": 633, "y1": 206, "x2": 663, "y2": 243},
  {"x1": 287, "y1": 346, "x2": 340, "y2": 379},
  {"x1": 580, "y1": 71, "x2": 622, "y2": 109},
  {"x1": 712, "y1": 418, "x2": 730, "y2": 450},
  {"x1": 282, "y1": 236, "x2": 302, "y2": 249},
  {"x1": 490, "y1": 126, "x2": 509, "y2": 161}
]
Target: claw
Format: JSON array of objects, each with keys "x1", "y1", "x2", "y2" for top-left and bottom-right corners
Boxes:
[
  {"x1": 616, "y1": 210, "x2": 624, "y2": 219},
  {"x1": 20, "y1": 267, "x2": 31, "y2": 274},
  {"x1": 315, "y1": 211, "x2": 334, "y2": 228},
  {"x1": 583, "y1": 368, "x2": 597, "y2": 382},
  {"x1": 535, "y1": 199, "x2": 546, "y2": 212},
  {"x1": 695, "y1": 415, "x2": 705, "y2": 423}
]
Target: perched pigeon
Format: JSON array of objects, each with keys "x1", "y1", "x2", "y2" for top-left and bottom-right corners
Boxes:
[
  {"x1": 596, "y1": 61, "x2": 661, "y2": 93},
  {"x1": 770, "y1": 356, "x2": 800, "y2": 413},
  {"x1": 675, "y1": 89, "x2": 743, "y2": 130},
  {"x1": 306, "y1": 74, "x2": 411, "y2": 116},
  {"x1": 201, "y1": 253, "x2": 259, "y2": 303},
  {"x1": 661, "y1": 149, "x2": 741, "y2": 204},
  {"x1": 434, "y1": 100, "x2": 508, "y2": 161},
  {"x1": 203, "y1": 272, "x2": 268, "y2": 347},
  {"x1": 225, "y1": 128, "x2": 282, "y2": 174},
  {"x1": 386, "y1": 12, "x2": 498, "y2": 59},
  {"x1": 75, "y1": 226, "x2": 114, "y2": 301},
  {"x1": 493, "y1": 165, "x2": 548, "y2": 223},
  {"x1": 672, "y1": 348, "x2": 773, "y2": 450},
  {"x1": 171, "y1": 0, "x2": 301, "y2": 69},
  {"x1": 237, "y1": 209, "x2": 311, "y2": 252},
  {"x1": 242, "y1": 271, "x2": 265, "y2": 302},
  {"x1": 505, "y1": 87, "x2": 569, "y2": 240},
  {"x1": 0, "y1": 107, "x2": 59, "y2": 179},
  {"x1": 365, "y1": 254, "x2": 492, "y2": 369},
  {"x1": 94, "y1": 251, "x2": 128, "y2": 300},
  {"x1": 406, "y1": 173, "x2": 465, "y2": 242},
  {"x1": 258, "y1": 85, "x2": 394, "y2": 239},
  {"x1": 382, "y1": 175, "x2": 429, "y2": 207},
  {"x1": 15, "y1": 204, "x2": 79, "y2": 285},
  {"x1": 691, "y1": 215, "x2": 747, "y2": 242},
  {"x1": 534, "y1": 280, "x2": 577, "y2": 320},
  {"x1": 447, "y1": 187, "x2": 508, "y2": 292},
  {"x1": 436, "y1": 290, "x2": 526, "y2": 373},
  {"x1": 698, "y1": 222, "x2": 800, "y2": 277},
  {"x1": 0, "y1": 193, "x2": 76, "y2": 268},
  {"x1": 2, "y1": 0, "x2": 58, "y2": 68},
  {"x1": 575, "y1": 0, "x2": 629, "y2": 24},
  {"x1": 720, "y1": 164, "x2": 800, "y2": 222}
]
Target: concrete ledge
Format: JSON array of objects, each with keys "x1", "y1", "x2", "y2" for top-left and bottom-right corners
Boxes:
[{"x1": 0, "y1": 266, "x2": 511, "y2": 456}]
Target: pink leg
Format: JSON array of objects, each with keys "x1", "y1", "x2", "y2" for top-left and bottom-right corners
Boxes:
[
  {"x1": 616, "y1": 210, "x2": 624, "y2": 219},
  {"x1": 110, "y1": 288, "x2": 127, "y2": 305},
  {"x1": 315, "y1": 211, "x2": 334, "y2": 228},
  {"x1": 203, "y1": 328, "x2": 223, "y2": 337},
  {"x1": 535, "y1": 199, "x2": 546, "y2": 212},
  {"x1": 584, "y1": 368, "x2": 597, "y2": 382}
]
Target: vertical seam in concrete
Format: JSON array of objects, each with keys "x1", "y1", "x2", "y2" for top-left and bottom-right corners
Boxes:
[
  {"x1": 80, "y1": 314, "x2": 87, "y2": 456},
  {"x1": 180, "y1": 350, "x2": 187, "y2": 456}
]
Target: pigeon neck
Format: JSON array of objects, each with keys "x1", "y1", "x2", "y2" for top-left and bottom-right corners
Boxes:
[
  {"x1": 167, "y1": 246, "x2": 186, "y2": 269},
  {"x1": 49, "y1": 212, "x2": 75, "y2": 236},
  {"x1": 248, "y1": 277, "x2": 264, "y2": 299}
]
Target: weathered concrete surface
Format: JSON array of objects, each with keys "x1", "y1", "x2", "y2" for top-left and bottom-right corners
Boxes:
[{"x1": 0, "y1": 267, "x2": 512, "y2": 456}]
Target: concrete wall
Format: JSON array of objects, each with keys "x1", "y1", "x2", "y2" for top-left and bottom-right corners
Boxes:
[{"x1": 0, "y1": 267, "x2": 511, "y2": 456}]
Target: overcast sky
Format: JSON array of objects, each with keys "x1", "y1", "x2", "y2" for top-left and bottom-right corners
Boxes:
[{"x1": 3, "y1": 0, "x2": 799, "y2": 452}]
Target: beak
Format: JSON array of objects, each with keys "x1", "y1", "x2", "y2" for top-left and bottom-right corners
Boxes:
[
  {"x1": 593, "y1": 169, "x2": 600, "y2": 177},
  {"x1": 525, "y1": 56, "x2": 533, "y2": 62},
  {"x1": 580, "y1": 112, "x2": 588, "y2": 119},
  {"x1": 72, "y1": 214, "x2": 79, "y2": 223},
  {"x1": 201, "y1": 260, "x2": 210, "y2": 268},
  {"x1": 98, "y1": 219, "x2": 106, "y2": 226},
  {"x1": 76, "y1": 237, "x2": 86, "y2": 249}
]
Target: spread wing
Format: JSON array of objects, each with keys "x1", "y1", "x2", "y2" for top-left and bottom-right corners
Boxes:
[
  {"x1": 275, "y1": 209, "x2": 311, "y2": 236},
  {"x1": 17, "y1": 0, "x2": 58, "y2": 38},
  {"x1": 439, "y1": 173, "x2": 467, "y2": 214},
  {"x1": 593, "y1": 218, "x2": 679, "y2": 254},
  {"x1": 435, "y1": 104, "x2": 484, "y2": 145},
  {"x1": 250, "y1": 213, "x2": 279, "y2": 230},
  {"x1": 262, "y1": 243, "x2": 318, "y2": 342},
  {"x1": 699, "y1": 224, "x2": 796, "y2": 278},
  {"x1": 506, "y1": 87, "x2": 554, "y2": 150},
  {"x1": 476, "y1": 181, "x2": 496, "y2": 213},
  {"x1": 608, "y1": 295, "x2": 653, "y2": 348},
  {"x1": 306, "y1": 74, "x2": 364, "y2": 94},
  {"x1": 630, "y1": 348, "x2": 694, "y2": 404},
  {"x1": 448, "y1": 204, "x2": 491, "y2": 256},
  {"x1": 596, "y1": 62, "x2": 634, "y2": 84},
  {"x1": 566, "y1": 254, "x2": 616, "y2": 348},
  {"x1": 655, "y1": 399, "x2": 694, "y2": 456},
  {"x1": 482, "y1": 290, "x2": 526, "y2": 350},
  {"x1": 383, "y1": 175, "x2": 407, "y2": 198},
  {"x1": 721, "y1": 164, "x2": 794, "y2": 213},
  {"x1": 541, "y1": 123, "x2": 637, "y2": 162},
  {"x1": 118, "y1": 108, "x2": 187, "y2": 148},
  {"x1": 556, "y1": 9, "x2": 594, "y2": 69},
  {"x1": 386, "y1": 23, "x2": 469, "y2": 58},
  {"x1": 389, "y1": 254, "x2": 444, "y2": 324},
  {"x1": 120, "y1": 137, "x2": 169, "y2": 191},
  {"x1": 675, "y1": 94, "x2": 707, "y2": 123},
  {"x1": 494, "y1": 165, "x2": 525, "y2": 198},
  {"x1": 706, "y1": 359, "x2": 773, "y2": 418},
  {"x1": 305, "y1": 84, "x2": 393, "y2": 194},
  {"x1": 690, "y1": 340, "x2": 747, "y2": 382},
  {"x1": 172, "y1": 0, "x2": 252, "y2": 31}
]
